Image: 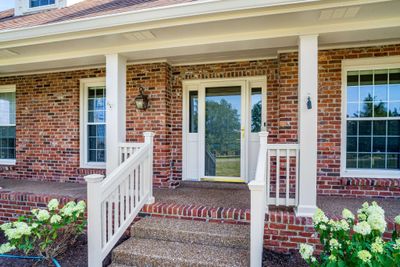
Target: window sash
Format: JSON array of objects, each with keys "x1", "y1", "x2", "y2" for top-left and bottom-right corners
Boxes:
[
  {"x1": 0, "y1": 90, "x2": 16, "y2": 162},
  {"x1": 345, "y1": 68, "x2": 400, "y2": 171},
  {"x1": 30, "y1": 0, "x2": 56, "y2": 8}
]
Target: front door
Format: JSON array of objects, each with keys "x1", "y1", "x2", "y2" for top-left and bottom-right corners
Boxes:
[{"x1": 183, "y1": 77, "x2": 266, "y2": 183}]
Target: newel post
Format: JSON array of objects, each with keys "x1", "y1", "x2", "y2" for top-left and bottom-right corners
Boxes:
[
  {"x1": 248, "y1": 131, "x2": 268, "y2": 267},
  {"x1": 144, "y1": 132, "x2": 155, "y2": 204},
  {"x1": 85, "y1": 174, "x2": 104, "y2": 267}
]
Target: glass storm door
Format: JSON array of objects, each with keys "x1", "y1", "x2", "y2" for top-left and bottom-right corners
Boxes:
[
  {"x1": 204, "y1": 86, "x2": 243, "y2": 179},
  {"x1": 183, "y1": 78, "x2": 266, "y2": 183}
]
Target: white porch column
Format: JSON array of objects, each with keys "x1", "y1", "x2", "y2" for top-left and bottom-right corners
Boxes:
[
  {"x1": 106, "y1": 54, "x2": 127, "y2": 175},
  {"x1": 296, "y1": 35, "x2": 318, "y2": 217}
]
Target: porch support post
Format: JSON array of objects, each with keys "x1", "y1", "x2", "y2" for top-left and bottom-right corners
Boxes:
[
  {"x1": 296, "y1": 35, "x2": 318, "y2": 217},
  {"x1": 106, "y1": 54, "x2": 127, "y2": 175}
]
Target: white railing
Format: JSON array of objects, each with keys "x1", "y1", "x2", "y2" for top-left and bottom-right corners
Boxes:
[
  {"x1": 248, "y1": 132, "x2": 300, "y2": 267},
  {"x1": 265, "y1": 144, "x2": 300, "y2": 207},
  {"x1": 119, "y1": 142, "x2": 144, "y2": 164},
  {"x1": 85, "y1": 132, "x2": 155, "y2": 267}
]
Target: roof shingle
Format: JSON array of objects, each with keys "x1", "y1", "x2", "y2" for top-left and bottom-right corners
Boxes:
[{"x1": 0, "y1": 0, "x2": 196, "y2": 31}]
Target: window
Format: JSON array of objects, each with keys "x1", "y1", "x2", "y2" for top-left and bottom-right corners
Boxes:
[
  {"x1": 189, "y1": 91, "x2": 198, "y2": 133},
  {"x1": 343, "y1": 66, "x2": 400, "y2": 177},
  {"x1": 251, "y1": 88, "x2": 262, "y2": 132},
  {"x1": 0, "y1": 86, "x2": 16, "y2": 165},
  {"x1": 80, "y1": 79, "x2": 106, "y2": 168},
  {"x1": 30, "y1": 0, "x2": 55, "y2": 8}
]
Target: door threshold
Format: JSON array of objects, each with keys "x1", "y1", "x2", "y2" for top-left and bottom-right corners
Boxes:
[{"x1": 200, "y1": 177, "x2": 246, "y2": 183}]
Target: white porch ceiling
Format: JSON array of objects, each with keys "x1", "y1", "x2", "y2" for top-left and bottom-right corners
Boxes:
[{"x1": 0, "y1": 0, "x2": 400, "y2": 75}]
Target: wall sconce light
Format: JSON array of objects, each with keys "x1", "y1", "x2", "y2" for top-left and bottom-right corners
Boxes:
[
  {"x1": 135, "y1": 86, "x2": 149, "y2": 110},
  {"x1": 307, "y1": 96, "x2": 312, "y2": 110}
]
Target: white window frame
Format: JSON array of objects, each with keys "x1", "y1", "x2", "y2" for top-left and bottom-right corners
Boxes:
[
  {"x1": 19, "y1": 0, "x2": 59, "y2": 14},
  {"x1": 0, "y1": 85, "x2": 16, "y2": 166},
  {"x1": 80, "y1": 78, "x2": 106, "y2": 169},
  {"x1": 341, "y1": 56, "x2": 400, "y2": 179}
]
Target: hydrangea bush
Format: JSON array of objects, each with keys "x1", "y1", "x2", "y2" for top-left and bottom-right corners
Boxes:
[
  {"x1": 300, "y1": 202, "x2": 400, "y2": 267},
  {"x1": 0, "y1": 199, "x2": 86, "y2": 262}
]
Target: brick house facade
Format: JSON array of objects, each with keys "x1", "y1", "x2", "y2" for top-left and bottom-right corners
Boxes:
[{"x1": 1, "y1": 44, "x2": 399, "y2": 197}]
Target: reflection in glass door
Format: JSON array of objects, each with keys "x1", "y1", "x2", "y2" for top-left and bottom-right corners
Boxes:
[{"x1": 205, "y1": 86, "x2": 242, "y2": 177}]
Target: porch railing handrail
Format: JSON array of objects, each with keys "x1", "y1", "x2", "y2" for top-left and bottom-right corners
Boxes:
[
  {"x1": 248, "y1": 132, "x2": 300, "y2": 267},
  {"x1": 85, "y1": 132, "x2": 155, "y2": 267}
]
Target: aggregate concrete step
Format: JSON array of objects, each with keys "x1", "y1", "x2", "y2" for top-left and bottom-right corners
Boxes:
[
  {"x1": 112, "y1": 237, "x2": 250, "y2": 267},
  {"x1": 131, "y1": 217, "x2": 250, "y2": 249}
]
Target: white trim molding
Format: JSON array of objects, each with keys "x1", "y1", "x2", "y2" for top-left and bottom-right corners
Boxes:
[
  {"x1": 340, "y1": 56, "x2": 400, "y2": 179},
  {"x1": 0, "y1": 85, "x2": 17, "y2": 166},
  {"x1": 79, "y1": 77, "x2": 106, "y2": 169}
]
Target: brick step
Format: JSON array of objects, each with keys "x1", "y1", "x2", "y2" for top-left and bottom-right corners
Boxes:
[
  {"x1": 112, "y1": 237, "x2": 250, "y2": 267},
  {"x1": 131, "y1": 217, "x2": 250, "y2": 249}
]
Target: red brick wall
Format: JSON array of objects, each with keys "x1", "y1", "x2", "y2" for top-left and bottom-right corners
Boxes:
[
  {"x1": 0, "y1": 44, "x2": 399, "y2": 196},
  {"x1": 0, "y1": 69, "x2": 106, "y2": 183}
]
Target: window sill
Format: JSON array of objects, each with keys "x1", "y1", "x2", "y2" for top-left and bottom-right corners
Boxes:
[
  {"x1": 341, "y1": 169, "x2": 400, "y2": 179},
  {"x1": 0, "y1": 160, "x2": 16, "y2": 166},
  {"x1": 80, "y1": 163, "x2": 106, "y2": 169}
]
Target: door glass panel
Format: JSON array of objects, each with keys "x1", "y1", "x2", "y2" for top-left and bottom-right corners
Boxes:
[
  {"x1": 251, "y1": 88, "x2": 262, "y2": 132},
  {"x1": 189, "y1": 91, "x2": 198, "y2": 133},
  {"x1": 205, "y1": 86, "x2": 241, "y2": 177}
]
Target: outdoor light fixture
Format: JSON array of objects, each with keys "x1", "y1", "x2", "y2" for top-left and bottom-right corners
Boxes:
[
  {"x1": 135, "y1": 86, "x2": 149, "y2": 110},
  {"x1": 307, "y1": 96, "x2": 312, "y2": 110}
]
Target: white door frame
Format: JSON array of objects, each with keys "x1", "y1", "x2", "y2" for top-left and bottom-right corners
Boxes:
[{"x1": 182, "y1": 76, "x2": 267, "y2": 183}]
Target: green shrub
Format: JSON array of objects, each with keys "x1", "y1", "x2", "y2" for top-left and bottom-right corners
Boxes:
[
  {"x1": 299, "y1": 202, "x2": 400, "y2": 266},
  {"x1": 0, "y1": 199, "x2": 86, "y2": 262}
]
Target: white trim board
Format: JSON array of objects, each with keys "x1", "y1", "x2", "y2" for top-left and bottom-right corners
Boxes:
[{"x1": 0, "y1": 85, "x2": 17, "y2": 166}]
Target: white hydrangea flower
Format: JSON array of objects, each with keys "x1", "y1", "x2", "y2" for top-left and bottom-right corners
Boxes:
[
  {"x1": 32, "y1": 223, "x2": 39, "y2": 229},
  {"x1": 31, "y1": 209, "x2": 39, "y2": 215},
  {"x1": 0, "y1": 223, "x2": 12, "y2": 231},
  {"x1": 357, "y1": 250, "x2": 372, "y2": 263},
  {"x1": 358, "y1": 213, "x2": 367, "y2": 221},
  {"x1": 329, "y1": 239, "x2": 341, "y2": 251},
  {"x1": 47, "y1": 199, "x2": 59, "y2": 211},
  {"x1": 313, "y1": 209, "x2": 328, "y2": 225},
  {"x1": 61, "y1": 201, "x2": 77, "y2": 216},
  {"x1": 339, "y1": 219, "x2": 350, "y2": 231},
  {"x1": 395, "y1": 215, "x2": 400, "y2": 225},
  {"x1": 4, "y1": 222, "x2": 31, "y2": 239},
  {"x1": 50, "y1": 214, "x2": 62, "y2": 224},
  {"x1": 319, "y1": 224, "x2": 327, "y2": 230},
  {"x1": 299, "y1": 244, "x2": 314, "y2": 260},
  {"x1": 0, "y1": 243, "x2": 15, "y2": 254},
  {"x1": 366, "y1": 202, "x2": 385, "y2": 217},
  {"x1": 367, "y1": 213, "x2": 386, "y2": 233},
  {"x1": 371, "y1": 237, "x2": 384, "y2": 254},
  {"x1": 353, "y1": 221, "x2": 371, "y2": 236},
  {"x1": 342, "y1": 208, "x2": 355, "y2": 220},
  {"x1": 36, "y1": 210, "x2": 50, "y2": 221}
]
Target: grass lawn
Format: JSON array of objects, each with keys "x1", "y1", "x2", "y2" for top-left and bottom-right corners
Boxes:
[{"x1": 215, "y1": 157, "x2": 240, "y2": 177}]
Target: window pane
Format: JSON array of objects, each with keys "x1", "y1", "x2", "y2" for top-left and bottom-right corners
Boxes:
[
  {"x1": 347, "y1": 71, "x2": 359, "y2": 86},
  {"x1": 358, "y1": 153, "x2": 371, "y2": 168},
  {"x1": 347, "y1": 137, "x2": 357, "y2": 152},
  {"x1": 374, "y1": 102, "x2": 388, "y2": 117},
  {"x1": 359, "y1": 121, "x2": 371, "y2": 135},
  {"x1": 347, "y1": 103, "x2": 359, "y2": 118},
  {"x1": 358, "y1": 137, "x2": 371, "y2": 152},
  {"x1": 251, "y1": 88, "x2": 262, "y2": 133},
  {"x1": 388, "y1": 102, "x2": 400, "y2": 117},
  {"x1": 0, "y1": 126, "x2": 16, "y2": 160},
  {"x1": 0, "y1": 92, "x2": 16, "y2": 125},
  {"x1": 347, "y1": 121, "x2": 357, "y2": 135},
  {"x1": 372, "y1": 137, "x2": 386, "y2": 153},
  {"x1": 189, "y1": 91, "x2": 198, "y2": 133},
  {"x1": 372, "y1": 154, "x2": 385, "y2": 169},
  {"x1": 373, "y1": 121, "x2": 386, "y2": 135},
  {"x1": 387, "y1": 154, "x2": 400, "y2": 169},
  {"x1": 387, "y1": 137, "x2": 400, "y2": 153},
  {"x1": 30, "y1": 0, "x2": 55, "y2": 7},
  {"x1": 346, "y1": 153, "x2": 357, "y2": 168},
  {"x1": 360, "y1": 101, "x2": 373, "y2": 117},
  {"x1": 388, "y1": 120, "x2": 400, "y2": 135}
]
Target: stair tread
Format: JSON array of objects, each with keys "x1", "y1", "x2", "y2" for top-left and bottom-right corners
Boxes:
[
  {"x1": 133, "y1": 217, "x2": 250, "y2": 237},
  {"x1": 113, "y1": 237, "x2": 250, "y2": 267}
]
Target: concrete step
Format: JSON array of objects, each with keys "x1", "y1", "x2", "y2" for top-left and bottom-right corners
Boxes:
[
  {"x1": 112, "y1": 237, "x2": 250, "y2": 267},
  {"x1": 131, "y1": 217, "x2": 250, "y2": 249}
]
